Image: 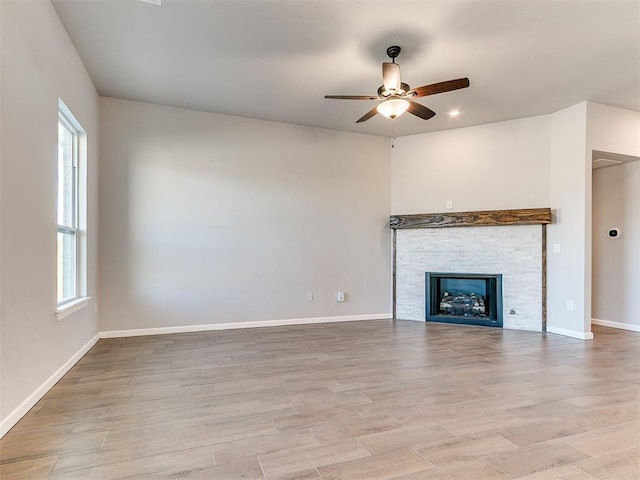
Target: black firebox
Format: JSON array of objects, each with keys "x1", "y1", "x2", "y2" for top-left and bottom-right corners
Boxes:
[{"x1": 425, "y1": 272, "x2": 503, "y2": 327}]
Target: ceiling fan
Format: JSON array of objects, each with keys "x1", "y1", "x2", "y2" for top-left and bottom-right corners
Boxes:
[{"x1": 325, "y1": 46, "x2": 470, "y2": 123}]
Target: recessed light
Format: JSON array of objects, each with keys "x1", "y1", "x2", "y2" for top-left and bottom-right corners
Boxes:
[
  {"x1": 449, "y1": 110, "x2": 461, "y2": 117},
  {"x1": 138, "y1": 0, "x2": 161, "y2": 5}
]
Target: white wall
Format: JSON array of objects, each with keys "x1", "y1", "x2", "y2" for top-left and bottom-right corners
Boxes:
[
  {"x1": 546, "y1": 102, "x2": 591, "y2": 338},
  {"x1": 0, "y1": 0, "x2": 99, "y2": 435},
  {"x1": 588, "y1": 102, "x2": 640, "y2": 330},
  {"x1": 391, "y1": 115, "x2": 550, "y2": 214},
  {"x1": 592, "y1": 162, "x2": 640, "y2": 329},
  {"x1": 587, "y1": 103, "x2": 640, "y2": 157},
  {"x1": 99, "y1": 98, "x2": 391, "y2": 333}
]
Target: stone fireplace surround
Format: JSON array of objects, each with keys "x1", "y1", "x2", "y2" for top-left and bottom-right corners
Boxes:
[{"x1": 390, "y1": 208, "x2": 552, "y2": 331}]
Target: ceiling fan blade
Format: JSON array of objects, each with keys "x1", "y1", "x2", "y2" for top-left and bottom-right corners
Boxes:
[
  {"x1": 408, "y1": 78, "x2": 470, "y2": 98},
  {"x1": 356, "y1": 106, "x2": 379, "y2": 123},
  {"x1": 324, "y1": 95, "x2": 379, "y2": 100},
  {"x1": 407, "y1": 101, "x2": 436, "y2": 120},
  {"x1": 382, "y1": 62, "x2": 401, "y2": 93}
]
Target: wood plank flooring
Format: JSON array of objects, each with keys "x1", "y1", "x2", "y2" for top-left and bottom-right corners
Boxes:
[{"x1": 1, "y1": 321, "x2": 638, "y2": 479}]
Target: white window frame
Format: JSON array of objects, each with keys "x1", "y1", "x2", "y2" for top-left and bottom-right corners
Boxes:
[{"x1": 56, "y1": 100, "x2": 90, "y2": 317}]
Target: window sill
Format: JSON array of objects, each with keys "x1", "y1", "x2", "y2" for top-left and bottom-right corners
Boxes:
[{"x1": 56, "y1": 297, "x2": 92, "y2": 321}]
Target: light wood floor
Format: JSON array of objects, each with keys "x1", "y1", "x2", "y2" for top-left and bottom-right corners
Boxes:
[{"x1": 1, "y1": 321, "x2": 638, "y2": 479}]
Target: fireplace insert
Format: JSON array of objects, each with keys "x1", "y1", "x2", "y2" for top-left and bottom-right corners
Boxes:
[{"x1": 425, "y1": 272, "x2": 503, "y2": 327}]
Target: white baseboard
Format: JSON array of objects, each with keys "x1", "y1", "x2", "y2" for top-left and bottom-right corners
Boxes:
[
  {"x1": 546, "y1": 326, "x2": 594, "y2": 340},
  {"x1": 592, "y1": 318, "x2": 640, "y2": 333},
  {"x1": 99, "y1": 313, "x2": 393, "y2": 339},
  {"x1": 0, "y1": 333, "x2": 100, "y2": 439}
]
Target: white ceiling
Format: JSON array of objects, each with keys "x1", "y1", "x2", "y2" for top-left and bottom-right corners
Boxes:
[{"x1": 51, "y1": 0, "x2": 640, "y2": 137}]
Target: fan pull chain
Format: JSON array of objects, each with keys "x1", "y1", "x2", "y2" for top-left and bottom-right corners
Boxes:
[{"x1": 391, "y1": 120, "x2": 396, "y2": 148}]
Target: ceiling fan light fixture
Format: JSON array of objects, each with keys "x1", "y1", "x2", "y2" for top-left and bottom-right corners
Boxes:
[{"x1": 377, "y1": 98, "x2": 410, "y2": 119}]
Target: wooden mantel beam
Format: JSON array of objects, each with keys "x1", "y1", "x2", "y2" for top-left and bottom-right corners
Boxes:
[{"x1": 389, "y1": 208, "x2": 552, "y2": 230}]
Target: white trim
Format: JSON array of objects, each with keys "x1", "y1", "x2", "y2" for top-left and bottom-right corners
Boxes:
[
  {"x1": 99, "y1": 314, "x2": 392, "y2": 338},
  {"x1": 56, "y1": 296, "x2": 91, "y2": 321},
  {"x1": 0, "y1": 333, "x2": 100, "y2": 439},
  {"x1": 592, "y1": 318, "x2": 640, "y2": 333},
  {"x1": 546, "y1": 326, "x2": 594, "y2": 340}
]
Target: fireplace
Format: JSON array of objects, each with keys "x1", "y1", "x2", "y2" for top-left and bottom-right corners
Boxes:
[
  {"x1": 391, "y1": 209, "x2": 550, "y2": 331},
  {"x1": 425, "y1": 272, "x2": 503, "y2": 328}
]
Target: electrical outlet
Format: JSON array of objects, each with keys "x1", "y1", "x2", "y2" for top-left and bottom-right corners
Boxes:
[
  {"x1": 553, "y1": 243, "x2": 561, "y2": 253},
  {"x1": 566, "y1": 300, "x2": 574, "y2": 311},
  {"x1": 337, "y1": 291, "x2": 345, "y2": 302},
  {"x1": 306, "y1": 292, "x2": 313, "y2": 301},
  {"x1": 446, "y1": 200, "x2": 453, "y2": 209}
]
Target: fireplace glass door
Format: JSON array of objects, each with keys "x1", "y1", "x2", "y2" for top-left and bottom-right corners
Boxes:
[{"x1": 425, "y1": 272, "x2": 503, "y2": 327}]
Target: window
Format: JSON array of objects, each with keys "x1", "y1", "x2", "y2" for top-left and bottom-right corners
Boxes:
[{"x1": 57, "y1": 101, "x2": 86, "y2": 309}]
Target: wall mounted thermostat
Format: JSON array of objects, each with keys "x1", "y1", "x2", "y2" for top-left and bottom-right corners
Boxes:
[{"x1": 607, "y1": 227, "x2": 622, "y2": 239}]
